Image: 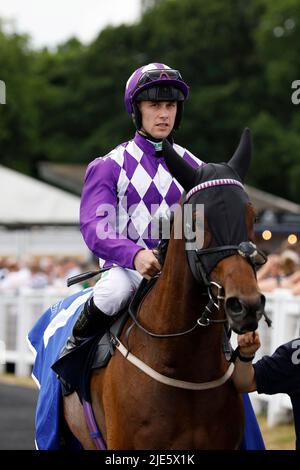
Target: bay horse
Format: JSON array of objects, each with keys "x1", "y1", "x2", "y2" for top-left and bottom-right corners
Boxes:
[{"x1": 63, "y1": 128, "x2": 267, "y2": 449}]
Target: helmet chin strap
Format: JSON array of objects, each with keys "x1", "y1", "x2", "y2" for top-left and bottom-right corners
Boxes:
[{"x1": 138, "y1": 129, "x2": 163, "y2": 151}]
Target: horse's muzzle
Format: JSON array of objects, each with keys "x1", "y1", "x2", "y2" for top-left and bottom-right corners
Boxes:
[{"x1": 225, "y1": 294, "x2": 266, "y2": 334}]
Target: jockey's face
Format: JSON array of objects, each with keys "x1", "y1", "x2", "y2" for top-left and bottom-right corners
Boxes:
[{"x1": 138, "y1": 101, "x2": 177, "y2": 139}]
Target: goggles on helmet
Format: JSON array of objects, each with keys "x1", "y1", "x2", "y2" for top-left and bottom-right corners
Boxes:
[{"x1": 136, "y1": 69, "x2": 184, "y2": 87}]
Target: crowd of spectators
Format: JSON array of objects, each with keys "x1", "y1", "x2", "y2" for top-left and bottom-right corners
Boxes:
[
  {"x1": 2, "y1": 241, "x2": 300, "y2": 296},
  {"x1": 257, "y1": 241, "x2": 300, "y2": 295},
  {"x1": 0, "y1": 255, "x2": 99, "y2": 293}
]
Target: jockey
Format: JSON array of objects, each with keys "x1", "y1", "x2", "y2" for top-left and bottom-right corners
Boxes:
[{"x1": 64, "y1": 63, "x2": 202, "y2": 352}]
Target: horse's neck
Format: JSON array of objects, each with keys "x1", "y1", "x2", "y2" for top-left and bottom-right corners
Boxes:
[
  {"x1": 138, "y1": 233, "x2": 224, "y2": 367},
  {"x1": 156, "y1": 235, "x2": 199, "y2": 320}
]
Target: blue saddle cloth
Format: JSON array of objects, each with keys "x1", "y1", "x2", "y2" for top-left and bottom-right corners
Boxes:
[{"x1": 27, "y1": 288, "x2": 265, "y2": 450}]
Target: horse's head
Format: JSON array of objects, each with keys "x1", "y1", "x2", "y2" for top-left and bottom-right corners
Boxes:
[{"x1": 163, "y1": 128, "x2": 268, "y2": 334}]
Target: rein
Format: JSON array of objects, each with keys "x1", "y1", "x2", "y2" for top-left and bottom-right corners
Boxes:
[{"x1": 127, "y1": 280, "x2": 227, "y2": 339}]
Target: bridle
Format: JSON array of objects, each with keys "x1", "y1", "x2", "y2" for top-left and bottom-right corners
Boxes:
[{"x1": 127, "y1": 178, "x2": 268, "y2": 340}]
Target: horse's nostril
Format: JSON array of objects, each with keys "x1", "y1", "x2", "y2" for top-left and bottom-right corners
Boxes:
[{"x1": 226, "y1": 297, "x2": 243, "y2": 314}]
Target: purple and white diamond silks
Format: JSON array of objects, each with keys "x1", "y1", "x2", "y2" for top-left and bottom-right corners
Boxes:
[{"x1": 80, "y1": 132, "x2": 203, "y2": 269}]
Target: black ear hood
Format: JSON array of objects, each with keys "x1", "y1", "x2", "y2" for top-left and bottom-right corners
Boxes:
[
  {"x1": 162, "y1": 128, "x2": 253, "y2": 278},
  {"x1": 227, "y1": 128, "x2": 252, "y2": 183}
]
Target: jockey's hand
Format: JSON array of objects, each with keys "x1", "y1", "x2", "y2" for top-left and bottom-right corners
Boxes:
[
  {"x1": 237, "y1": 331, "x2": 261, "y2": 359},
  {"x1": 134, "y1": 249, "x2": 162, "y2": 280}
]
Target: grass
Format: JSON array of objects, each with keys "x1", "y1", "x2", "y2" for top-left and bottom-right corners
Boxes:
[{"x1": 257, "y1": 415, "x2": 295, "y2": 450}]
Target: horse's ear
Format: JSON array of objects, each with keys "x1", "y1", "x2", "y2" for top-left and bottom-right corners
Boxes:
[
  {"x1": 228, "y1": 128, "x2": 252, "y2": 183},
  {"x1": 162, "y1": 139, "x2": 197, "y2": 191}
]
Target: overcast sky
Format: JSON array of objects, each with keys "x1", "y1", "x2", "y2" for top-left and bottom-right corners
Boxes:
[{"x1": 0, "y1": 0, "x2": 141, "y2": 48}]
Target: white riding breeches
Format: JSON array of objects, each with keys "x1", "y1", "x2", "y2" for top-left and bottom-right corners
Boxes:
[{"x1": 93, "y1": 267, "x2": 143, "y2": 316}]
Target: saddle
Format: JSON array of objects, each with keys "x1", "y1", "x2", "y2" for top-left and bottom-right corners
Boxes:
[{"x1": 51, "y1": 277, "x2": 157, "y2": 403}]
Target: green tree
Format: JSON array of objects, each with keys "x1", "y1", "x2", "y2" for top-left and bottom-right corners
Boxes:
[
  {"x1": 1, "y1": 0, "x2": 300, "y2": 203},
  {"x1": 0, "y1": 22, "x2": 38, "y2": 174}
]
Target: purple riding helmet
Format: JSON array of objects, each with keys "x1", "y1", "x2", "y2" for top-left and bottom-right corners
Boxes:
[{"x1": 124, "y1": 62, "x2": 189, "y2": 130}]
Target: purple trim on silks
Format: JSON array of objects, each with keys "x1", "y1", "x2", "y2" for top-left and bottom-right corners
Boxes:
[
  {"x1": 186, "y1": 179, "x2": 244, "y2": 202},
  {"x1": 82, "y1": 399, "x2": 107, "y2": 450}
]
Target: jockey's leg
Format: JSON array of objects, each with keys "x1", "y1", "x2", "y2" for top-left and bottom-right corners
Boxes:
[
  {"x1": 62, "y1": 267, "x2": 142, "y2": 353},
  {"x1": 93, "y1": 267, "x2": 142, "y2": 315}
]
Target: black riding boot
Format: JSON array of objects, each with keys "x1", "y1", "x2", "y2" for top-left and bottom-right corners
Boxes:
[
  {"x1": 53, "y1": 297, "x2": 112, "y2": 396},
  {"x1": 61, "y1": 297, "x2": 112, "y2": 356}
]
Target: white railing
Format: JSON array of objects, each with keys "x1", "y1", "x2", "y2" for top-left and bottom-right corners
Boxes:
[
  {"x1": 0, "y1": 287, "x2": 71, "y2": 376},
  {"x1": 0, "y1": 227, "x2": 89, "y2": 258},
  {"x1": 0, "y1": 287, "x2": 299, "y2": 426}
]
